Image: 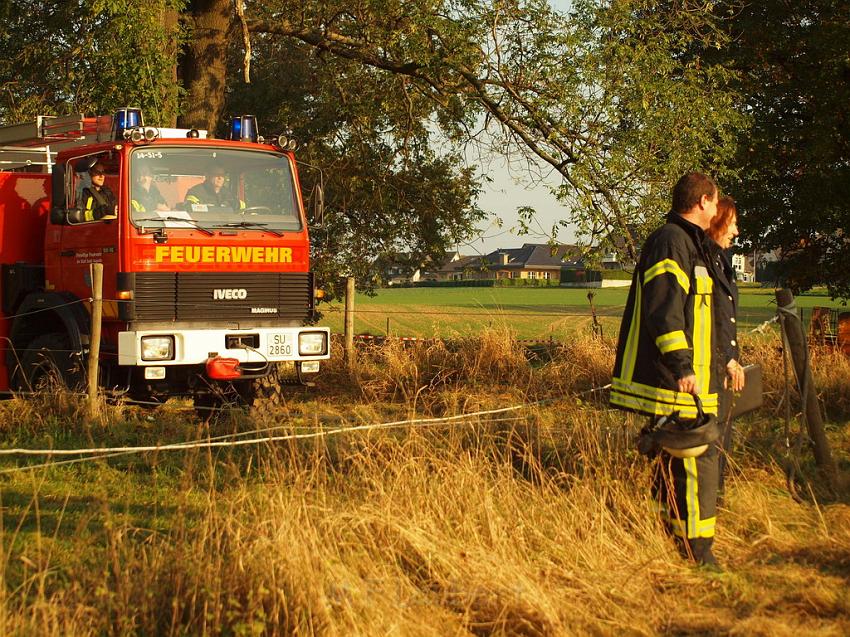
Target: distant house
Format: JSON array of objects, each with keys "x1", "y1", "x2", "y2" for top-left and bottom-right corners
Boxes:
[
  {"x1": 427, "y1": 251, "x2": 486, "y2": 281},
  {"x1": 731, "y1": 252, "x2": 757, "y2": 283},
  {"x1": 603, "y1": 229, "x2": 638, "y2": 270},
  {"x1": 378, "y1": 252, "x2": 430, "y2": 286},
  {"x1": 754, "y1": 249, "x2": 781, "y2": 285},
  {"x1": 381, "y1": 249, "x2": 479, "y2": 285},
  {"x1": 600, "y1": 252, "x2": 624, "y2": 269},
  {"x1": 384, "y1": 264, "x2": 423, "y2": 286},
  {"x1": 429, "y1": 244, "x2": 581, "y2": 282}
]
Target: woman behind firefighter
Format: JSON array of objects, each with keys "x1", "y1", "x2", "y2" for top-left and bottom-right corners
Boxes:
[{"x1": 707, "y1": 195, "x2": 745, "y2": 484}]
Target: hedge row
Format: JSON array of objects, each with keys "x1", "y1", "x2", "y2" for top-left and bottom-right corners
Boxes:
[
  {"x1": 404, "y1": 278, "x2": 562, "y2": 288},
  {"x1": 389, "y1": 271, "x2": 639, "y2": 288}
]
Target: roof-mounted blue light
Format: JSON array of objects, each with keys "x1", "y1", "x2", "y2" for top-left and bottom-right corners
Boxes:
[
  {"x1": 229, "y1": 115, "x2": 258, "y2": 142},
  {"x1": 113, "y1": 108, "x2": 144, "y2": 139}
]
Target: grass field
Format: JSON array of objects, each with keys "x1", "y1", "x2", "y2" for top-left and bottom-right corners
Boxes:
[
  {"x1": 1, "y1": 329, "x2": 850, "y2": 634},
  {"x1": 319, "y1": 285, "x2": 847, "y2": 340}
]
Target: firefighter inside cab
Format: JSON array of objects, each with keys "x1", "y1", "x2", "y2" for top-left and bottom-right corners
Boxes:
[
  {"x1": 79, "y1": 161, "x2": 117, "y2": 221},
  {"x1": 131, "y1": 163, "x2": 168, "y2": 213},
  {"x1": 184, "y1": 164, "x2": 243, "y2": 211}
]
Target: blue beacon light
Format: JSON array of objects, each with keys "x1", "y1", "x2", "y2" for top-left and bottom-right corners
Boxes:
[
  {"x1": 230, "y1": 115, "x2": 258, "y2": 142},
  {"x1": 113, "y1": 108, "x2": 143, "y2": 138}
]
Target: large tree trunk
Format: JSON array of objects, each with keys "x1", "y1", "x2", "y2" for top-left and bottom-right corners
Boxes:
[
  {"x1": 177, "y1": 0, "x2": 232, "y2": 132},
  {"x1": 162, "y1": 5, "x2": 181, "y2": 127}
]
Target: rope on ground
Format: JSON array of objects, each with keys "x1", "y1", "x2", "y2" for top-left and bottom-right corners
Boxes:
[
  {"x1": 353, "y1": 334, "x2": 570, "y2": 345},
  {"x1": 0, "y1": 383, "x2": 613, "y2": 473},
  {"x1": 1, "y1": 297, "x2": 91, "y2": 322},
  {"x1": 321, "y1": 306, "x2": 628, "y2": 317},
  {"x1": 0, "y1": 404, "x2": 532, "y2": 460},
  {"x1": 1, "y1": 415, "x2": 533, "y2": 475}
]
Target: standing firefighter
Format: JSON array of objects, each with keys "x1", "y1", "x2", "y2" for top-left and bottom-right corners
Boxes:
[{"x1": 611, "y1": 172, "x2": 725, "y2": 568}]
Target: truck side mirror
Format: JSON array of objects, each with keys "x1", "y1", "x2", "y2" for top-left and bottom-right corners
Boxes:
[
  {"x1": 50, "y1": 207, "x2": 66, "y2": 225},
  {"x1": 65, "y1": 208, "x2": 86, "y2": 224},
  {"x1": 310, "y1": 183, "x2": 324, "y2": 228},
  {"x1": 50, "y1": 164, "x2": 67, "y2": 224}
]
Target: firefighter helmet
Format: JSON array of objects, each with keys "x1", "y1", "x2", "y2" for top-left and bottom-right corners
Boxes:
[{"x1": 648, "y1": 395, "x2": 720, "y2": 459}]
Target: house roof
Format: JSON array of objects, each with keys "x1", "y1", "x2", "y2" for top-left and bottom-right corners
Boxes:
[
  {"x1": 430, "y1": 254, "x2": 488, "y2": 274},
  {"x1": 489, "y1": 244, "x2": 583, "y2": 269},
  {"x1": 432, "y1": 243, "x2": 582, "y2": 273}
]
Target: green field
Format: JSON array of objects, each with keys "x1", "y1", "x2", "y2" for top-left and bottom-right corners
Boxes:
[{"x1": 319, "y1": 285, "x2": 847, "y2": 341}]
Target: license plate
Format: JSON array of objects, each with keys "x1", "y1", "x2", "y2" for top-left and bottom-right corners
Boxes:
[{"x1": 267, "y1": 333, "x2": 293, "y2": 357}]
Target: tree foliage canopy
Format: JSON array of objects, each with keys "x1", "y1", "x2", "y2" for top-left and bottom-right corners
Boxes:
[
  {"x1": 1, "y1": 1, "x2": 846, "y2": 296},
  {"x1": 0, "y1": 0, "x2": 181, "y2": 124},
  {"x1": 238, "y1": 0, "x2": 745, "y2": 260},
  {"x1": 224, "y1": 28, "x2": 483, "y2": 292},
  {"x1": 719, "y1": 0, "x2": 850, "y2": 298}
]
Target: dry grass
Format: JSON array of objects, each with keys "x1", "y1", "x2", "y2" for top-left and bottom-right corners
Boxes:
[
  {"x1": 742, "y1": 334, "x2": 850, "y2": 420},
  {"x1": 1, "y1": 326, "x2": 849, "y2": 635}
]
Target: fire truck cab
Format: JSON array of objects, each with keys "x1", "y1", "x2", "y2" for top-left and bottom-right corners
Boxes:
[{"x1": 0, "y1": 110, "x2": 329, "y2": 407}]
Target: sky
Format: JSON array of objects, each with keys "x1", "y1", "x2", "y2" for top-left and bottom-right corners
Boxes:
[
  {"x1": 463, "y1": 155, "x2": 575, "y2": 256},
  {"x1": 461, "y1": 0, "x2": 575, "y2": 256}
]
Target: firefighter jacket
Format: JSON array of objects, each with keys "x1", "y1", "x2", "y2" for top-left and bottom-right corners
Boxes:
[
  {"x1": 185, "y1": 182, "x2": 243, "y2": 211},
  {"x1": 80, "y1": 185, "x2": 117, "y2": 221},
  {"x1": 131, "y1": 184, "x2": 167, "y2": 213},
  {"x1": 611, "y1": 212, "x2": 723, "y2": 419}
]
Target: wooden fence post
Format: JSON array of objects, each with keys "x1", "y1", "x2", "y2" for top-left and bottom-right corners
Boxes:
[
  {"x1": 87, "y1": 263, "x2": 103, "y2": 419},
  {"x1": 775, "y1": 288, "x2": 836, "y2": 489},
  {"x1": 344, "y1": 276, "x2": 355, "y2": 368}
]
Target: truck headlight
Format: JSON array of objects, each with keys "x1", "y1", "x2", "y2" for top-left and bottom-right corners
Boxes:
[
  {"x1": 298, "y1": 331, "x2": 327, "y2": 356},
  {"x1": 141, "y1": 335, "x2": 175, "y2": 361}
]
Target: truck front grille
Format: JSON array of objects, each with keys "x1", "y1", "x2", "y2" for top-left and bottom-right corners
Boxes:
[{"x1": 132, "y1": 272, "x2": 313, "y2": 322}]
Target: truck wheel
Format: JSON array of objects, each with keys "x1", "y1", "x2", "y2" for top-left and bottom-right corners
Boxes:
[
  {"x1": 249, "y1": 364, "x2": 289, "y2": 422},
  {"x1": 16, "y1": 333, "x2": 84, "y2": 393}
]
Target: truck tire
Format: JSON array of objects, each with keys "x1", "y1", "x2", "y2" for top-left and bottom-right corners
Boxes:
[
  {"x1": 16, "y1": 333, "x2": 84, "y2": 393},
  {"x1": 249, "y1": 363, "x2": 289, "y2": 422}
]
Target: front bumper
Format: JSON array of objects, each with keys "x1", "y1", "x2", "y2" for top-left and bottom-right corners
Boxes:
[{"x1": 117, "y1": 326, "x2": 330, "y2": 366}]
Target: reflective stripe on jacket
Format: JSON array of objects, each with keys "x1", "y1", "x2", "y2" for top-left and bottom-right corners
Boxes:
[
  {"x1": 80, "y1": 186, "x2": 116, "y2": 221},
  {"x1": 611, "y1": 213, "x2": 720, "y2": 418},
  {"x1": 131, "y1": 185, "x2": 166, "y2": 214},
  {"x1": 185, "y1": 183, "x2": 245, "y2": 210}
]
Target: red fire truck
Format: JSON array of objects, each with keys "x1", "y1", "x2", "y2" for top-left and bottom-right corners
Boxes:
[{"x1": 0, "y1": 109, "x2": 329, "y2": 409}]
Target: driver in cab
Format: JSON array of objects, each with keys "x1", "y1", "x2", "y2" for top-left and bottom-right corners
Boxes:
[{"x1": 184, "y1": 165, "x2": 243, "y2": 212}]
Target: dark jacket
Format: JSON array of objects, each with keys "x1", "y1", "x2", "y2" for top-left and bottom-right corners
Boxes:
[
  {"x1": 185, "y1": 182, "x2": 239, "y2": 210},
  {"x1": 709, "y1": 243, "x2": 739, "y2": 367},
  {"x1": 80, "y1": 186, "x2": 116, "y2": 221},
  {"x1": 131, "y1": 184, "x2": 167, "y2": 213},
  {"x1": 611, "y1": 212, "x2": 722, "y2": 418}
]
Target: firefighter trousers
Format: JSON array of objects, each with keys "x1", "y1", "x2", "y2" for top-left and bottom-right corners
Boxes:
[{"x1": 652, "y1": 442, "x2": 719, "y2": 544}]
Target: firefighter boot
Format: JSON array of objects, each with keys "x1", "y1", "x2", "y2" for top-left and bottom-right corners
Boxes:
[{"x1": 687, "y1": 538, "x2": 722, "y2": 571}]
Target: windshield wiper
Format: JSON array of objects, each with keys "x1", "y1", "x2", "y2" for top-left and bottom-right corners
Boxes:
[
  {"x1": 135, "y1": 216, "x2": 214, "y2": 236},
  {"x1": 214, "y1": 221, "x2": 284, "y2": 237}
]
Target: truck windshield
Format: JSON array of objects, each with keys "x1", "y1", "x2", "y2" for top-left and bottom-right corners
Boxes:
[{"x1": 129, "y1": 147, "x2": 302, "y2": 232}]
